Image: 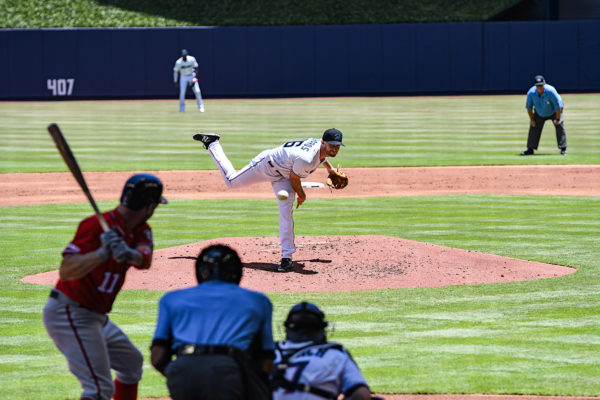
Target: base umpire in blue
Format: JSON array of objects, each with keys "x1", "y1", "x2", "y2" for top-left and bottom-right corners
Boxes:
[
  {"x1": 150, "y1": 244, "x2": 275, "y2": 400},
  {"x1": 521, "y1": 75, "x2": 567, "y2": 156}
]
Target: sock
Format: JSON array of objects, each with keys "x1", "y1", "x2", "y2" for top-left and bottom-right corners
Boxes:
[{"x1": 113, "y1": 379, "x2": 138, "y2": 400}]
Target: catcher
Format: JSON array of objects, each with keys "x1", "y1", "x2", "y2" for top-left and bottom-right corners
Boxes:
[{"x1": 193, "y1": 128, "x2": 347, "y2": 273}]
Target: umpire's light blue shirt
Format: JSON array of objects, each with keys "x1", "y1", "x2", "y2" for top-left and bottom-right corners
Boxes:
[
  {"x1": 153, "y1": 280, "x2": 274, "y2": 352},
  {"x1": 525, "y1": 84, "x2": 564, "y2": 118}
]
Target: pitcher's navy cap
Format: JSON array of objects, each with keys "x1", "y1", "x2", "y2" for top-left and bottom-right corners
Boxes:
[
  {"x1": 181, "y1": 49, "x2": 188, "y2": 56},
  {"x1": 322, "y1": 128, "x2": 344, "y2": 146}
]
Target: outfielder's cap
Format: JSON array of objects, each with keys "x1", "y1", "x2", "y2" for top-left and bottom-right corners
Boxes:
[
  {"x1": 181, "y1": 49, "x2": 188, "y2": 56},
  {"x1": 322, "y1": 128, "x2": 345, "y2": 146},
  {"x1": 534, "y1": 75, "x2": 546, "y2": 85}
]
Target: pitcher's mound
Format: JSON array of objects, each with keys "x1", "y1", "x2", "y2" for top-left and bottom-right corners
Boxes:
[{"x1": 22, "y1": 235, "x2": 574, "y2": 292}]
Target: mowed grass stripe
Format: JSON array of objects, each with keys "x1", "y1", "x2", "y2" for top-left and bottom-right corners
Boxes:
[{"x1": 1, "y1": 94, "x2": 599, "y2": 172}]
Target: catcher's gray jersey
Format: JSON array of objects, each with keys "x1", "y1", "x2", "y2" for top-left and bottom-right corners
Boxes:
[{"x1": 272, "y1": 340, "x2": 368, "y2": 400}]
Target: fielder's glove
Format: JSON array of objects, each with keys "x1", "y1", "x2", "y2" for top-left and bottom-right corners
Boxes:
[{"x1": 326, "y1": 165, "x2": 349, "y2": 189}]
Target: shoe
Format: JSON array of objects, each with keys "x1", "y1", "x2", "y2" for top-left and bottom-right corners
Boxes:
[
  {"x1": 277, "y1": 258, "x2": 293, "y2": 272},
  {"x1": 560, "y1": 148, "x2": 567, "y2": 155},
  {"x1": 520, "y1": 149, "x2": 534, "y2": 156},
  {"x1": 193, "y1": 133, "x2": 220, "y2": 149},
  {"x1": 199, "y1": 106, "x2": 205, "y2": 113}
]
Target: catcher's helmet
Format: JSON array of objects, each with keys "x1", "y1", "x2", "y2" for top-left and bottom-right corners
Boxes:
[
  {"x1": 120, "y1": 174, "x2": 167, "y2": 211},
  {"x1": 195, "y1": 244, "x2": 243, "y2": 284},
  {"x1": 284, "y1": 302, "x2": 328, "y2": 342}
]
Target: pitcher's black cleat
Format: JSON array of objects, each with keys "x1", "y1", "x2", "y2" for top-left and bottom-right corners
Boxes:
[
  {"x1": 193, "y1": 133, "x2": 220, "y2": 149},
  {"x1": 277, "y1": 258, "x2": 293, "y2": 272}
]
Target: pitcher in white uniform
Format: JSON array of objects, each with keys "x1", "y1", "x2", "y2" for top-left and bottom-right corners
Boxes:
[
  {"x1": 173, "y1": 49, "x2": 205, "y2": 113},
  {"x1": 192, "y1": 128, "x2": 344, "y2": 272}
]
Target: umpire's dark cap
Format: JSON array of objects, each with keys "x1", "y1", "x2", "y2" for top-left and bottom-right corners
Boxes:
[
  {"x1": 322, "y1": 128, "x2": 345, "y2": 146},
  {"x1": 534, "y1": 75, "x2": 546, "y2": 85}
]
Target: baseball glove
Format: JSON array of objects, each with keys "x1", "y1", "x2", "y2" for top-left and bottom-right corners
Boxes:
[{"x1": 326, "y1": 165, "x2": 348, "y2": 189}]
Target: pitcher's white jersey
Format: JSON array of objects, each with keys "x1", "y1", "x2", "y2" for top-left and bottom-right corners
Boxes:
[
  {"x1": 173, "y1": 55, "x2": 199, "y2": 81},
  {"x1": 267, "y1": 138, "x2": 324, "y2": 179},
  {"x1": 272, "y1": 340, "x2": 368, "y2": 400}
]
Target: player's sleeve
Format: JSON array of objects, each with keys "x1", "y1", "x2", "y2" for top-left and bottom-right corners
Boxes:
[
  {"x1": 338, "y1": 347, "x2": 369, "y2": 395},
  {"x1": 525, "y1": 90, "x2": 534, "y2": 110},
  {"x1": 551, "y1": 89, "x2": 564, "y2": 109},
  {"x1": 173, "y1": 62, "x2": 179, "y2": 83},
  {"x1": 134, "y1": 225, "x2": 154, "y2": 269},
  {"x1": 152, "y1": 294, "x2": 174, "y2": 349},
  {"x1": 63, "y1": 216, "x2": 102, "y2": 255},
  {"x1": 193, "y1": 57, "x2": 199, "y2": 68}
]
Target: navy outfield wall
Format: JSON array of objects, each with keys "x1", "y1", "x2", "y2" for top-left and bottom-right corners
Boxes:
[{"x1": 0, "y1": 21, "x2": 599, "y2": 100}]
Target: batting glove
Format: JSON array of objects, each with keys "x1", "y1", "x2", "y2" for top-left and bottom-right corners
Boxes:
[
  {"x1": 97, "y1": 229, "x2": 120, "y2": 260},
  {"x1": 110, "y1": 239, "x2": 141, "y2": 263}
]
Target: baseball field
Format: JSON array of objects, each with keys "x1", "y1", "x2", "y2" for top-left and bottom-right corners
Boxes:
[{"x1": 0, "y1": 95, "x2": 599, "y2": 399}]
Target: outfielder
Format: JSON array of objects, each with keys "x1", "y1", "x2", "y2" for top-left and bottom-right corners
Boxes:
[
  {"x1": 43, "y1": 174, "x2": 167, "y2": 400},
  {"x1": 193, "y1": 128, "x2": 345, "y2": 272},
  {"x1": 173, "y1": 49, "x2": 205, "y2": 113},
  {"x1": 271, "y1": 302, "x2": 376, "y2": 400}
]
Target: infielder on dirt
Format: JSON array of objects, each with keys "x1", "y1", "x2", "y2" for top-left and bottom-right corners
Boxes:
[
  {"x1": 193, "y1": 128, "x2": 344, "y2": 272},
  {"x1": 173, "y1": 49, "x2": 204, "y2": 113},
  {"x1": 43, "y1": 174, "x2": 166, "y2": 400}
]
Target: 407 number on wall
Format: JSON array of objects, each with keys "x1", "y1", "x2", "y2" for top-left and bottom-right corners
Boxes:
[{"x1": 47, "y1": 78, "x2": 75, "y2": 96}]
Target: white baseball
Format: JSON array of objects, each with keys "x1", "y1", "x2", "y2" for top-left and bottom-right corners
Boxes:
[{"x1": 276, "y1": 190, "x2": 289, "y2": 201}]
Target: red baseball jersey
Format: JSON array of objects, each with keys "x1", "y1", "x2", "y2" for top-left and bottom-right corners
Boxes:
[{"x1": 56, "y1": 208, "x2": 153, "y2": 314}]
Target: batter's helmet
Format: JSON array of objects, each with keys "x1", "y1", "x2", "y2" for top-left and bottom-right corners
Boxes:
[
  {"x1": 120, "y1": 174, "x2": 167, "y2": 211},
  {"x1": 284, "y1": 302, "x2": 329, "y2": 343},
  {"x1": 195, "y1": 244, "x2": 243, "y2": 284}
]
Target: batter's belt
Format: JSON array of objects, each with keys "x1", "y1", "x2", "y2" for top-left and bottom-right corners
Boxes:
[{"x1": 49, "y1": 289, "x2": 94, "y2": 312}]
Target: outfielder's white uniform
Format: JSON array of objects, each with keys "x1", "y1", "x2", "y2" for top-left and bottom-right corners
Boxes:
[
  {"x1": 207, "y1": 138, "x2": 325, "y2": 259},
  {"x1": 173, "y1": 55, "x2": 204, "y2": 112},
  {"x1": 272, "y1": 340, "x2": 369, "y2": 400}
]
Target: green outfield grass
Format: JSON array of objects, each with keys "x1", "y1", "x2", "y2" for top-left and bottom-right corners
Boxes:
[
  {"x1": 0, "y1": 96, "x2": 599, "y2": 399},
  {"x1": 1, "y1": 94, "x2": 599, "y2": 173}
]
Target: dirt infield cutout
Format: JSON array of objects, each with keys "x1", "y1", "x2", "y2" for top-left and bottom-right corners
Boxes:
[{"x1": 22, "y1": 235, "x2": 574, "y2": 292}]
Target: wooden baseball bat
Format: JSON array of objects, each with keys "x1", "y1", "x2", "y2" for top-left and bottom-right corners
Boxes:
[{"x1": 47, "y1": 123, "x2": 110, "y2": 232}]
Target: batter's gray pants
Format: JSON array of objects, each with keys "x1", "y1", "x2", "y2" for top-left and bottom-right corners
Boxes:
[{"x1": 43, "y1": 291, "x2": 143, "y2": 400}]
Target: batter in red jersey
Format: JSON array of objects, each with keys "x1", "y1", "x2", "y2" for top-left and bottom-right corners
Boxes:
[{"x1": 43, "y1": 174, "x2": 167, "y2": 400}]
